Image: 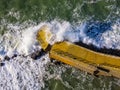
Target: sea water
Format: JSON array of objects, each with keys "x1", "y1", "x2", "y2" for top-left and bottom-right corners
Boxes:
[{"x1": 0, "y1": 0, "x2": 120, "y2": 90}]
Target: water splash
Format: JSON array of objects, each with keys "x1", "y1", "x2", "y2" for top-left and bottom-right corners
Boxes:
[{"x1": 0, "y1": 20, "x2": 120, "y2": 89}]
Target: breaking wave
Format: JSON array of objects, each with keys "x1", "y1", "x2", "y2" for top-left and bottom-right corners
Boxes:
[{"x1": 0, "y1": 20, "x2": 120, "y2": 89}]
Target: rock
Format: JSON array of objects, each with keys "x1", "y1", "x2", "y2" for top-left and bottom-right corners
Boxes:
[
  {"x1": 12, "y1": 54, "x2": 18, "y2": 58},
  {"x1": 30, "y1": 49, "x2": 46, "y2": 60},
  {"x1": 0, "y1": 62, "x2": 5, "y2": 66},
  {"x1": 4, "y1": 55, "x2": 10, "y2": 61},
  {"x1": 54, "y1": 61, "x2": 62, "y2": 65},
  {"x1": 31, "y1": 53, "x2": 37, "y2": 60}
]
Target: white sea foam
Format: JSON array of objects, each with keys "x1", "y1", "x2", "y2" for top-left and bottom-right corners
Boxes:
[
  {"x1": 0, "y1": 20, "x2": 120, "y2": 90},
  {"x1": 0, "y1": 54, "x2": 50, "y2": 90},
  {"x1": 1, "y1": 20, "x2": 120, "y2": 57}
]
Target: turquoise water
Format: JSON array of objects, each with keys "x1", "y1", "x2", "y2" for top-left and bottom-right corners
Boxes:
[{"x1": 0, "y1": 0, "x2": 120, "y2": 90}]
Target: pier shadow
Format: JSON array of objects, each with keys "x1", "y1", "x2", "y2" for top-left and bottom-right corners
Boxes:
[{"x1": 75, "y1": 41, "x2": 120, "y2": 57}]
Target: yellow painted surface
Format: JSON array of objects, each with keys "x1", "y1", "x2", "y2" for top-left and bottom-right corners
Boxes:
[
  {"x1": 50, "y1": 50, "x2": 110, "y2": 77},
  {"x1": 37, "y1": 25, "x2": 52, "y2": 50},
  {"x1": 37, "y1": 26, "x2": 120, "y2": 78},
  {"x1": 50, "y1": 41, "x2": 120, "y2": 78},
  {"x1": 51, "y1": 41, "x2": 120, "y2": 67},
  {"x1": 100, "y1": 65, "x2": 120, "y2": 78}
]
